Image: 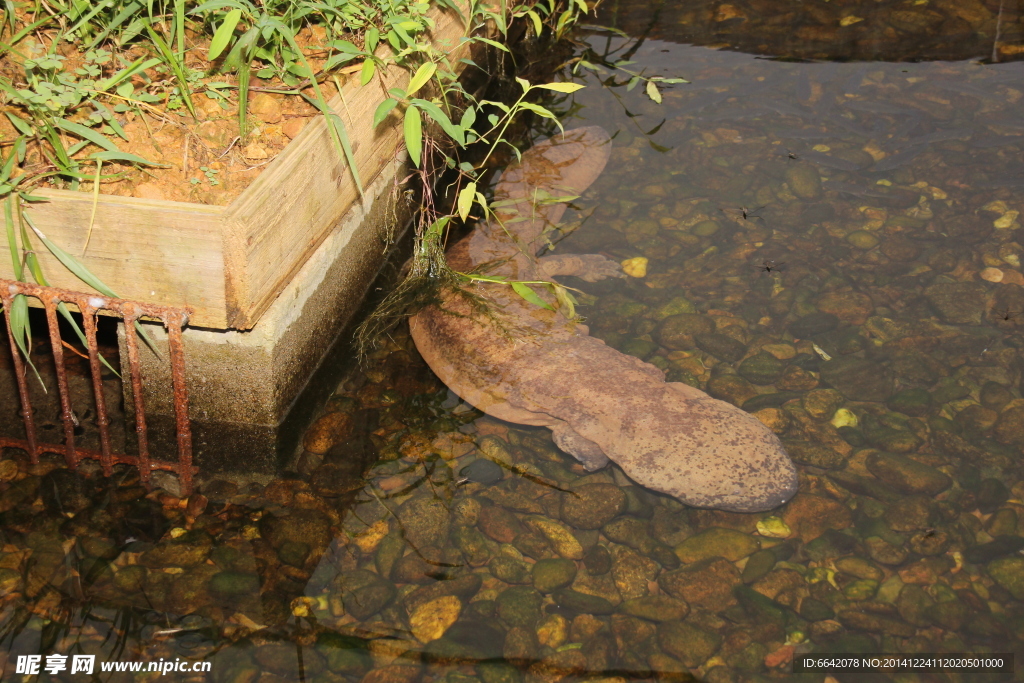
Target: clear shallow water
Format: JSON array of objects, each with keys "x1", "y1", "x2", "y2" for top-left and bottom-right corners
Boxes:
[{"x1": 6, "y1": 3, "x2": 1024, "y2": 682}]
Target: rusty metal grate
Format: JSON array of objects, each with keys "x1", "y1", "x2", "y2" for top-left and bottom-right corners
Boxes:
[{"x1": 0, "y1": 278, "x2": 196, "y2": 495}]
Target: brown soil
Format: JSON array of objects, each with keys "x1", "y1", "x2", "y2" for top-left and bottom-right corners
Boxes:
[{"x1": 1, "y1": 18, "x2": 364, "y2": 206}]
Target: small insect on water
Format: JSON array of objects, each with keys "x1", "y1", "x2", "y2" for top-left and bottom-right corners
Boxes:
[
  {"x1": 755, "y1": 259, "x2": 787, "y2": 276},
  {"x1": 722, "y1": 205, "x2": 767, "y2": 223},
  {"x1": 995, "y1": 307, "x2": 1021, "y2": 323}
]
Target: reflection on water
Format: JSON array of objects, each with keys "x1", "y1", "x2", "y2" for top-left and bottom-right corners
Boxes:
[{"x1": 6, "y1": 1, "x2": 1024, "y2": 680}]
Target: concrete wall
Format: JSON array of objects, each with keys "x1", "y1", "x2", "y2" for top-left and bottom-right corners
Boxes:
[{"x1": 119, "y1": 155, "x2": 411, "y2": 474}]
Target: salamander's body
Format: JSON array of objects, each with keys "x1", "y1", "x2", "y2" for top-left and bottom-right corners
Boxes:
[{"x1": 410, "y1": 127, "x2": 798, "y2": 512}]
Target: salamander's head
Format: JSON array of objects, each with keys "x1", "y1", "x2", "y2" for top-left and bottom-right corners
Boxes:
[{"x1": 613, "y1": 386, "x2": 799, "y2": 513}]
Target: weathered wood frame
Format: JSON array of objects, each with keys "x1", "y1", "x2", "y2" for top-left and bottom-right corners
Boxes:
[{"x1": 2, "y1": 2, "x2": 474, "y2": 329}]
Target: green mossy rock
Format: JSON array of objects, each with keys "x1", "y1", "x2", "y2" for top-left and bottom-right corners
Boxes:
[
  {"x1": 785, "y1": 165, "x2": 823, "y2": 200},
  {"x1": 532, "y1": 558, "x2": 578, "y2": 593},
  {"x1": 738, "y1": 353, "x2": 786, "y2": 385},
  {"x1": 657, "y1": 621, "x2": 723, "y2": 667}
]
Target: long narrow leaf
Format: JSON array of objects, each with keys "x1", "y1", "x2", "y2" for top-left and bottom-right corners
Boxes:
[
  {"x1": 4, "y1": 197, "x2": 43, "y2": 389},
  {"x1": 405, "y1": 62, "x2": 435, "y2": 97},
  {"x1": 208, "y1": 8, "x2": 242, "y2": 60},
  {"x1": 511, "y1": 282, "x2": 554, "y2": 310},
  {"x1": 23, "y1": 214, "x2": 161, "y2": 357},
  {"x1": 144, "y1": 22, "x2": 197, "y2": 118},
  {"x1": 404, "y1": 105, "x2": 422, "y2": 167},
  {"x1": 56, "y1": 119, "x2": 120, "y2": 152}
]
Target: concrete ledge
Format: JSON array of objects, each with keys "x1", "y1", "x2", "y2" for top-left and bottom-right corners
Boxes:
[{"x1": 120, "y1": 155, "x2": 411, "y2": 473}]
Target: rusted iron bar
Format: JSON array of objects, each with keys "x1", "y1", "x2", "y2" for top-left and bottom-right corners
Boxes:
[
  {"x1": 166, "y1": 311, "x2": 194, "y2": 496},
  {"x1": 80, "y1": 298, "x2": 114, "y2": 476},
  {"x1": 42, "y1": 296, "x2": 78, "y2": 468},
  {"x1": 0, "y1": 278, "x2": 196, "y2": 495},
  {"x1": 121, "y1": 304, "x2": 151, "y2": 486},
  {"x1": 1, "y1": 287, "x2": 38, "y2": 461}
]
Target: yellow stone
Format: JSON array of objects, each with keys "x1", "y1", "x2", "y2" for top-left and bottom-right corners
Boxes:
[
  {"x1": 354, "y1": 519, "x2": 390, "y2": 554},
  {"x1": 983, "y1": 200, "x2": 1009, "y2": 213},
  {"x1": 830, "y1": 408, "x2": 859, "y2": 429},
  {"x1": 410, "y1": 596, "x2": 462, "y2": 643},
  {"x1": 0, "y1": 459, "x2": 18, "y2": 482},
  {"x1": 302, "y1": 411, "x2": 352, "y2": 454},
  {"x1": 621, "y1": 257, "x2": 648, "y2": 278},
  {"x1": 525, "y1": 516, "x2": 584, "y2": 559},
  {"x1": 760, "y1": 343, "x2": 796, "y2": 360},
  {"x1": 995, "y1": 210, "x2": 1019, "y2": 229},
  {"x1": 756, "y1": 516, "x2": 792, "y2": 538},
  {"x1": 812, "y1": 144, "x2": 831, "y2": 152},
  {"x1": 840, "y1": 15, "x2": 864, "y2": 25},
  {"x1": 536, "y1": 613, "x2": 569, "y2": 648}
]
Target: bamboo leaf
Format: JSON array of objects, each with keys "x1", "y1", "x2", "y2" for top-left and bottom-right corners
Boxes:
[
  {"x1": 626, "y1": 76, "x2": 640, "y2": 92},
  {"x1": 457, "y1": 181, "x2": 476, "y2": 221},
  {"x1": 526, "y1": 9, "x2": 543, "y2": 36},
  {"x1": 372, "y1": 98, "x2": 398, "y2": 128},
  {"x1": 208, "y1": 8, "x2": 242, "y2": 60},
  {"x1": 646, "y1": 80, "x2": 662, "y2": 104},
  {"x1": 552, "y1": 284, "x2": 578, "y2": 319},
  {"x1": 511, "y1": 281, "x2": 554, "y2": 310},
  {"x1": 533, "y1": 82, "x2": 585, "y2": 94},
  {"x1": 405, "y1": 62, "x2": 436, "y2": 97},
  {"x1": 404, "y1": 105, "x2": 422, "y2": 167},
  {"x1": 410, "y1": 98, "x2": 464, "y2": 146},
  {"x1": 360, "y1": 58, "x2": 376, "y2": 85}
]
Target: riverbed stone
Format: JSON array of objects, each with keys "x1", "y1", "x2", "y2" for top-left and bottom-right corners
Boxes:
[
  {"x1": 398, "y1": 496, "x2": 451, "y2": 547},
  {"x1": 866, "y1": 452, "x2": 951, "y2": 495},
  {"x1": 783, "y1": 440, "x2": 846, "y2": 469},
  {"x1": 887, "y1": 388, "x2": 934, "y2": 417},
  {"x1": 553, "y1": 588, "x2": 616, "y2": 614},
  {"x1": 611, "y1": 546, "x2": 659, "y2": 599},
  {"x1": 620, "y1": 595, "x2": 690, "y2": 622},
  {"x1": 924, "y1": 282, "x2": 987, "y2": 324},
  {"x1": 802, "y1": 389, "x2": 845, "y2": 421},
  {"x1": 489, "y1": 555, "x2": 532, "y2": 584},
  {"x1": 785, "y1": 165, "x2": 822, "y2": 200},
  {"x1": 496, "y1": 586, "x2": 544, "y2": 628},
  {"x1": 657, "y1": 621, "x2": 723, "y2": 667},
  {"x1": 781, "y1": 494, "x2": 852, "y2": 541},
  {"x1": 994, "y1": 405, "x2": 1024, "y2": 446},
  {"x1": 525, "y1": 516, "x2": 584, "y2": 560},
  {"x1": 479, "y1": 506, "x2": 526, "y2": 543},
  {"x1": 706, "y1": 374, "x2": 758, "y2": 407},
  {"x1": 659, "y1": 314, "x2": 714, "y2": 349},
  {"x1": 738, "y1": 353, "x2": 785, "y2": 385},
  {"x1": 864, "y1": 536, "x2": 909, "y2": 566},
  {"x1": 816, "y1": 291, "x2": 874, "y2": 325},
  {"x1": 338, "y1": 569, "x2": 396, "y2": 620},
  {"x1": 674, "y1": 527, "x2": 759, "y2": 563},
  {"x1": 410, "y1": 595, "x2": 462, "y2": 643},
  {"x1": 790, "y1": 312, "x2": 839, "y2": 338},
  {"x1": 532, "y1": 558, "x2": 578, "y2": 593},
  {"x1": 987, "y1": 557, "x2": 1024, "y2": 599},
  {"x1": 695, "y1": 333, "x2": 747, "y2": 362},
  {"x1": 659, "y1": 557, "x2": 741, "y2": 609},
  {"x1": 820, "y1": 356, "x2": 893, "y2": 402},
  {"x1": 560, "y1": 484, "x2": 626, "y2": 529}
]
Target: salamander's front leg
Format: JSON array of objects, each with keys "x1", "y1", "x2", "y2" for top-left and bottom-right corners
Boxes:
[{"x1": 538, "y1": 253, "x2": 626, "y2": 282}]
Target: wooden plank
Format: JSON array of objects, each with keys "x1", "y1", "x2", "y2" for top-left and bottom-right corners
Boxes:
[
  {"x1": 223, "y1": 2, "x2": 473, "y2": 328},
  {"x1": 0, "y1": 190, "x2": 229, "y2": 327}
]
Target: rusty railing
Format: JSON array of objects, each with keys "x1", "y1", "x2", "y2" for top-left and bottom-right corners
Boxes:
[{"x1": 0, "y1": 278, "x2": 196, "y2": 495}]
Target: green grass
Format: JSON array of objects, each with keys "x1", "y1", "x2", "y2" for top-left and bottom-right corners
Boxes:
[{"x1": 1, "y1": 0, "x2": 594, "y2": 375}]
